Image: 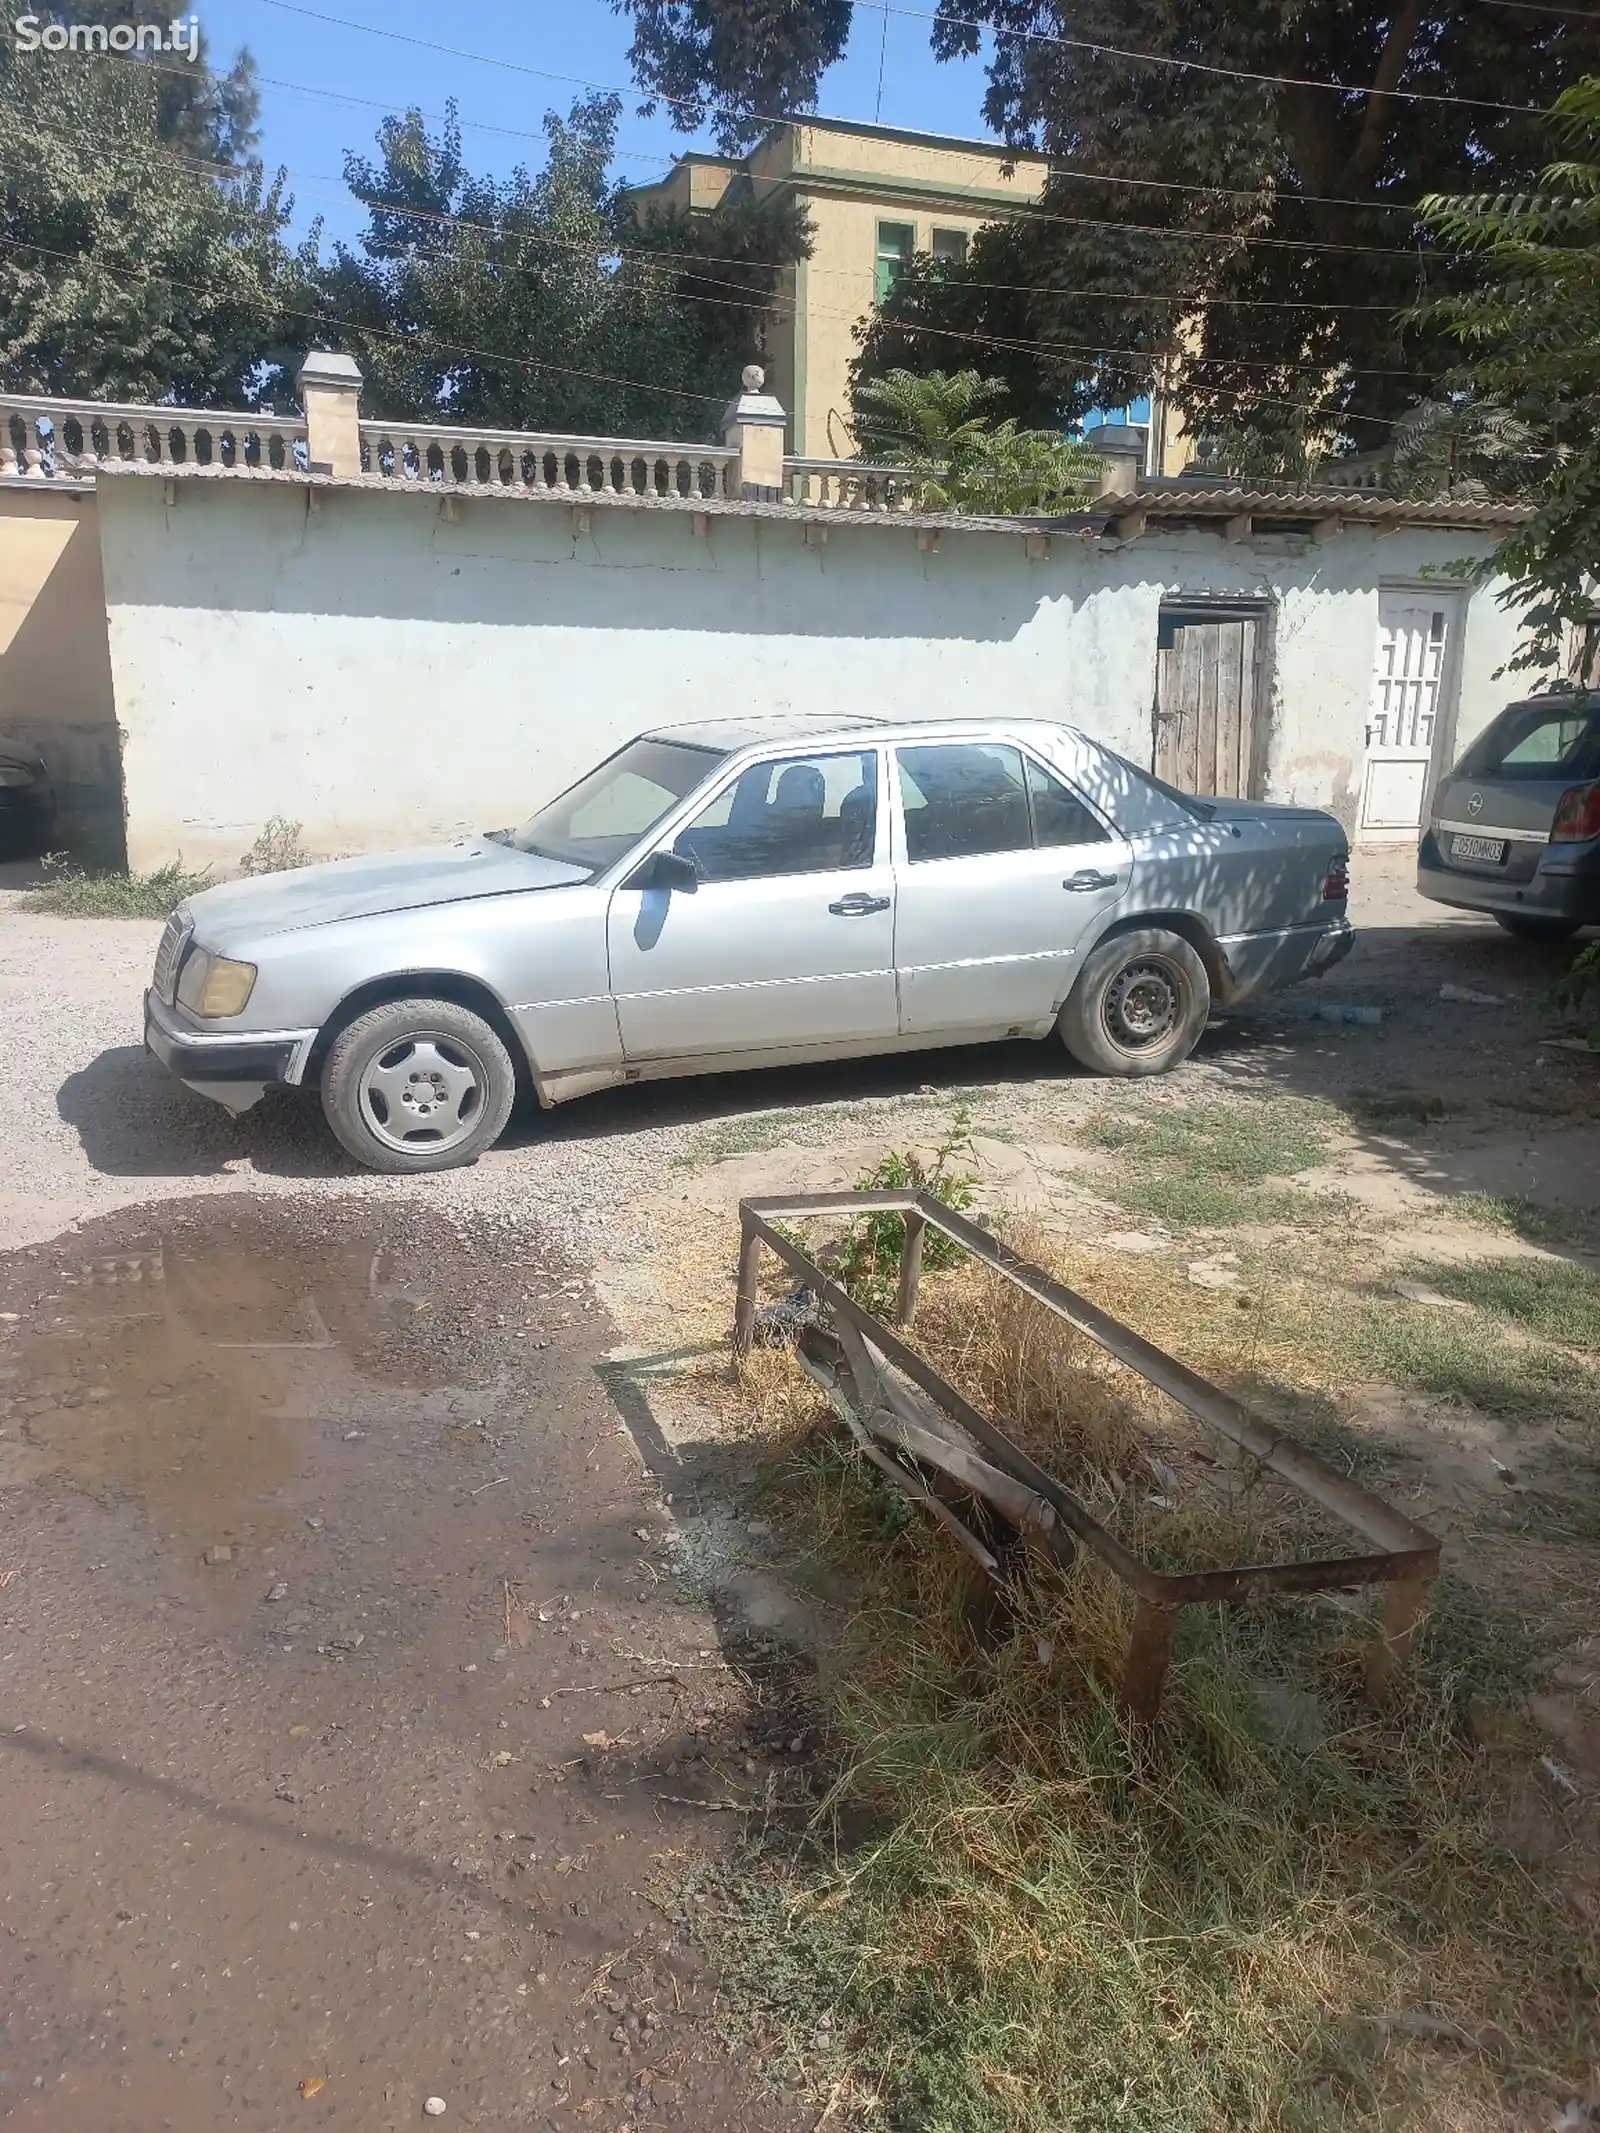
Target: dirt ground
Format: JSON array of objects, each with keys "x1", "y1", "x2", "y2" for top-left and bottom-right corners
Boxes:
[
  {"x1": 0, "y1": 1202, "x2": 812, "y2": 2133},
  {"x1": 1, "y1": 847, "x2": 1597, "y2": 2129}
]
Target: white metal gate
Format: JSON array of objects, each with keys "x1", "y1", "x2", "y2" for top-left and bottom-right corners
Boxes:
[{"x1": 1358, "y1": 593, "x2": 1453, "y2": 836}]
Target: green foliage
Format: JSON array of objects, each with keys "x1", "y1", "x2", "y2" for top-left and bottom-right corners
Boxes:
[
  {"x1": 627, "y1": 1, "x2": 1600, "y2": 457},
  {"x1": 0, "y1": 38, "x2": 292, "y2": 402},
  {"x1": 21, "y1": 853, "x2": 210, "y2": 916},
  {"x1": 836, "y1": 1109, "x2": 977, "y2": 1318},
  {"x1": 1417, "y1": 77, "x2": 1600, "y2": 668},
  {"x1": 1085, "y1": 1098, "x2": 1335, "y2": 1231},
  {"x1": 1545, "y1": 937, "x2": 1600, "y2": 1049},
  {"x1": 292, "y1": 93, "x2": 809, "y2": 439},
  {"x1": 1450, "y1": 1192, "x2": 1580, "y2": 1248},
  {"x1": 852, "y1": 368, "x2": 1098, "y2": 514},
  {"x1": 1401, "y1": 1256, "x2": 1600, "y2": 1352}
]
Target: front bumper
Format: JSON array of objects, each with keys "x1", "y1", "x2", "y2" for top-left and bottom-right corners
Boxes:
[{"x1": 144, "y1": 990, "x2": 315, "y2": 1109}]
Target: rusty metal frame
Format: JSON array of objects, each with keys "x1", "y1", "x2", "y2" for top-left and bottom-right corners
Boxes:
[{"x1": 733, "y1": 1190, "x2": 1440, "y2": 1726}]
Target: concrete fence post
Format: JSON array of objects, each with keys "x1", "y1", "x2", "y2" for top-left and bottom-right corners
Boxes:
[
  {"x1": 722, "y1": 364, "x2": 787, "y2": 503},
  {"x1": 297, "y1": 349, "x2": 364, "y2": 478}
]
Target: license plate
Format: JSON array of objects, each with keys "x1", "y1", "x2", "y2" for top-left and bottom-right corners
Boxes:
[{"x1": 1450, "y1": 833, "x2": 1507, "y2": 864}]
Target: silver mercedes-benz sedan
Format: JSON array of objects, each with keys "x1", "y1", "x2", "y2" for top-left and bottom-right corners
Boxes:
[{"x1": 144, "y1": 715, "x2": 1353, "y2": 1173}]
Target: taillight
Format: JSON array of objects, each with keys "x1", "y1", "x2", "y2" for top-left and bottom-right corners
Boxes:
[
  {"x1": 1550, "y1": 782, "x2": 1600, "y2": 843},
  {"x1": 1323, "y1": 854, "x2": 1349, "y2": 900}
]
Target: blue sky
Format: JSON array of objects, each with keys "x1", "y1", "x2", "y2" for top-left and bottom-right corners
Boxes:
[{"x1": 196, "y1": 0, "x2": 999, "y2": 248}]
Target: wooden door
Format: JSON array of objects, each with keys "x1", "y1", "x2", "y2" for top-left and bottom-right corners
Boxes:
[{"x1": 1153, "y1": 610, "x2": 1260, "y2": 798}]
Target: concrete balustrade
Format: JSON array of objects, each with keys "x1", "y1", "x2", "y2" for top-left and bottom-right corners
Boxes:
[
  {"x1": 358, "y1": 419, "x2": 736, "y2": 500},
  {"x1": 0, "y1": 396, "x2": 307, "y2": 479}
]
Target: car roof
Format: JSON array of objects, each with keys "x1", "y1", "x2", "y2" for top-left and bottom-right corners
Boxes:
[
  {"x1": 645, "y1": 714, "x2": 1086, "y2": 756},
  {"x1": 644, "y1": 714, "x2": 886, "y2": 752}
]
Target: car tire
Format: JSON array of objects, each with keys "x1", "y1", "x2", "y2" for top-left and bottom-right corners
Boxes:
[
  {"x1": 320, "y1": 997, "x2": 517, "y2": 1174},
  {"x1": 1493, "y1": 913, "x2": 1579, "y2": 942},
  {"x1": 1058, "y1": 927, "x2": 1211, "y2": 1078}
]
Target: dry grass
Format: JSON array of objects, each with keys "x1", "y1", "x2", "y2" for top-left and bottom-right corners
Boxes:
[{"x1": 701, "y1": 1223, "x2": 1600, "y2": 2133}]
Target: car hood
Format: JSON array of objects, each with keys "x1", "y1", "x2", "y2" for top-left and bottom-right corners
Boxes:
[{"x1": 182, "y1": 839, "x2": 590, "y2": 938}]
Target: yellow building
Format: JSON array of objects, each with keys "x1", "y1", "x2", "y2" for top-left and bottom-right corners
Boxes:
[{"x1": 626, "y1": 115, "x2": 1053, "y2": 457}]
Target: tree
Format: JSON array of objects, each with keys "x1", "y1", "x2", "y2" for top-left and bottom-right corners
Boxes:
[
  {"x1": 0, "y1": 39, "x2": 292, "y2": 404},
  {"x1": 292, "y1": 93, "x2": 808, "y2": 439},
  {"x1": 1414, "y1": 76, "x2": 1600, "y2": 672},
  {"x1": 54, "y1": 0, "x2": 262, "y2": 166},
  {"x1": 853, "y1": 367, "x2": 1098, "y2": 511},
  {"x1": 618, "y1": 0, "x2": 1600, "y2": 459}
]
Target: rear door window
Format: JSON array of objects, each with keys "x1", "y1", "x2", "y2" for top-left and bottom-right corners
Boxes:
[
  {"x1": 897, "y1": 744, "x2": 1031, "y2": 862},
  {"x1": 897, "y1": 742, "x2": 1110, "y2": 860},
  {"x1": 1456, "y1": 700, "x2": 1600, "y2": 781}
]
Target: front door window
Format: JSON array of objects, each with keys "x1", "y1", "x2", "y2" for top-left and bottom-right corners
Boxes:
[{"x1": 675, "y1": 750, "x2": 879, "y2": 881}]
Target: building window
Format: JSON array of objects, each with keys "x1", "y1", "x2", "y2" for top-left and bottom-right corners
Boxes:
[
  {"x1": 875, "y1": 221, "x2": 914, "y2": 304},
  {"x1": 931, "y1": 227, "x2": 968, "y2": 270}
]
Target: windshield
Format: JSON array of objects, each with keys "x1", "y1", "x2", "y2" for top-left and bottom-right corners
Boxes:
[
  {"x1": 1455, "y1": 697, "x2": 1600, "y2": 783},
  {"x1": 510, "y1": 738, "x2": 725, "y2": 873}
]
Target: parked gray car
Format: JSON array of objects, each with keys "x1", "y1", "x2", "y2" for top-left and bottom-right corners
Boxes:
[
  {"x1": 1418, "y1": 690, "x2": 1600, "y2": 937},
  {"x1": 144, "y1": 715, "x2": 1353, "y2": 1173}
]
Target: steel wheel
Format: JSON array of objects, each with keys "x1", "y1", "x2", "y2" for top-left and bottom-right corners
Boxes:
[
  {"x1": 1101, "y1": 954, "x2": 1184, "y2": 1057},
  {"x1": 1058, "y1": 927, "x2": 1211, "y2": 1079}
]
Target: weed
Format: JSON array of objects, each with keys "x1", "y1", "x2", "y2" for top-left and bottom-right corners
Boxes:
[
  {"x1": 1451, "y1": 1191, "x2": 1581, "y2": 1248},
  {"x1": 1403, "y1": 1256, "x2": 1600, "y2": 1352},
  {"x1": 1340, "y1": 1084, "x2": 1446, "y2": 1134},
  {"x1": 1544, "y1": 936, "x2": 1600, "y2": 1047},
  {"x1": 238, "y1": 816, "x2": 312, "y2": 875},
  {"x1": 1359, "y1": 1296, "x2": 1597, "y2": 1423},
  {"x1": 19, "y1": 852, "x2": 211, "y2": 917},
  {"x1": 714, "y1": 1419, "x2": 1594, "y2": 2129},
  {"x1": 836, "y1": 1109, "x2": 977, "y2": 1317},
  {"x1": 1085, "y1": 1098, "x2": 1337, "y2": 1231}
]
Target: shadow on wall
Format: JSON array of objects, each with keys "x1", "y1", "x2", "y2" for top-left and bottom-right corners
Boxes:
[
  {"x1": 93, "y1": 476, "x2": 1492, "y2": 643},
  {"x1": 95, "y1": 476, "x2": 1076, "y2": 644},
  {"x1": 0, "y1": 493, "x2": 125, "y2": 867}
]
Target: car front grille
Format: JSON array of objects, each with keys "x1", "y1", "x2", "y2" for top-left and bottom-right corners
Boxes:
[{"x1": 152, "y1": 913, "x2": 192, "y2": 1005}]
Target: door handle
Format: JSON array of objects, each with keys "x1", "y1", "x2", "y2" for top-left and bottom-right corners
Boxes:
[
  {"x1": 1062, "y1": 870, "x2": 1120, "y2": 892},
  {"x1": 828, "y1": 892, "x2": 890, "y2": 916}
]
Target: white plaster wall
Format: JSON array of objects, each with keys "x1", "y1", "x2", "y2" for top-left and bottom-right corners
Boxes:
[{"x1": 94, "y1": 475, "x2": 1526, "y2": 872}]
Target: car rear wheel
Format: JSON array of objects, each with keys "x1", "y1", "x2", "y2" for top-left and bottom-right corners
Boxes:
[
  {"x1": 1493, "y1": 913, "x2": 1579, "y2": 942},
  {"x1": 1058, "y1": 927, "x2": 1211, "y2": 1078},
  {"x1": 321, "y1": 997, "x2": 517, "y2": 1174}
]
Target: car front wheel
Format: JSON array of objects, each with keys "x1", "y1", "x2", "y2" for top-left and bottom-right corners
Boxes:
[
  {"x1": 320, "y1": 997, "x2": 517, "y2": 1173},
  {"x1": 1058, "y1": 927, "x2": 1211, "y2": 1078}
]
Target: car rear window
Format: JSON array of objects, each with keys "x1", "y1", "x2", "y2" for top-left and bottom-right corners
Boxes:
[{"x1": 1455, "y1": 698, "x2": 1600, "y2": 782}]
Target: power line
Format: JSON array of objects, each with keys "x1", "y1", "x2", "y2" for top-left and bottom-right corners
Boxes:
[
  {"x1": 116, "y1": 38, "x2": 1451, "y2": 249},
  {"x1": 3, "y1": 86, "x2": 1437, "y2": 321},
  {"x1": 263, "y1": 0, "x2": 1556, "y2": 129},
  {"x1": 2, "y1": 101, "x2": 1439, "y2": 390},
  {"x1": 0, "y1": 231, "x2": 729, "y2": 410},
  {"x1": 856, "y1": 0, "x2": 1568, "y2": 115},
  {"x1": 241, "y1": 7, "x2": 1433, "y2": 264}
]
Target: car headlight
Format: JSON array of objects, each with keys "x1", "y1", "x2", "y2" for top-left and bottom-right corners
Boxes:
[
  {"x1": 0, "y1": 765, "x2": 34, "y2": 788},
  {"x1": 176, "y1": 949, "x2": 257, "y2": 1018}
]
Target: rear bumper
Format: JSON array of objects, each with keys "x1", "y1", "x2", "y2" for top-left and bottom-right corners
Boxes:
[
  {"x1": 144, "y1": 990, "x2": 315, "y2": 1106},
  {"x1": 1217, "y1": 916, "x2": 1353, "y2": 1004},
  {"x1": 1417, "y1": 836, "x2": 1600, "y2": 926}
]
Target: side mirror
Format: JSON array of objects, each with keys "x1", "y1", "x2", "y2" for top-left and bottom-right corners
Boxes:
[{"x1": 629, "y1": 847, "x2": 699, "y2": 894}]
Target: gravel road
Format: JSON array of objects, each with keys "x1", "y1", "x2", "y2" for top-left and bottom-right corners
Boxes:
[{"x1": 0, "y1": 847, "x2": 1526, "y2": 1258}]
